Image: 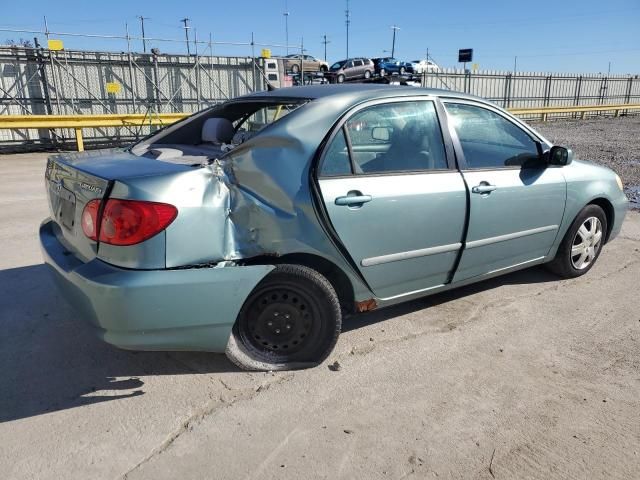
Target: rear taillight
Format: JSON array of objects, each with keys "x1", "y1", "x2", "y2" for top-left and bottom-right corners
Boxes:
[
  {"x1": 81, "y1": 199, "x2": 100, "y2": 241},
  {"x1": 81, "y1": 199, "x2": 178, "y2": 246}
]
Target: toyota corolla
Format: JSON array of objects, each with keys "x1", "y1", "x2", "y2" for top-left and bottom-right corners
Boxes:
[{"x1": 40, "y1": 85, "x2": 628, "y2": 370}]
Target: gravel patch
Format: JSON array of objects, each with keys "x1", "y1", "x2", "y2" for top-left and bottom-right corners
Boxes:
[{"x1": 530, "y1": 116, "x2": 640, "y2": 206}]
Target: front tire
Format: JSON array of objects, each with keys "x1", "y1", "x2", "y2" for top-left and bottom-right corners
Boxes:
[
  {"x1": 225, "y1": 264, "x2": 342, "y2": 371},
  {"x1": 337, "y1": 74, "x2": 345, "y2": 84},
  {"x1": 379, "y1": 68, "x2": 386, "y2": 77},
  {"x1": 291, "y1": 64, "x2": 300, "y2": 74},
  {"x1": 546, "y1": 204, "x2": 607, "y2": 278},
  {"x1": 399, "y1": 66, "x2": 406, "y2": 75}
]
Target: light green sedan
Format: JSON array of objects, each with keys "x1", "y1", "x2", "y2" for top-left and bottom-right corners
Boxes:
[{"x1": 40, "y1": 85, "x2": 628, "y2": 370}]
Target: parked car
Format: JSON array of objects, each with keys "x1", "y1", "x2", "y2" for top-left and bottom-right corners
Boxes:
[
  {"x1": 40, "y1": 85, "x2": 628, "y2": 371},
  {"x1": 282, "y1": 54, "x2": 329, "y2": 74},
  {"x1": 372, "y1": 57, "x2": 414, "y2": 76},
  {"x1": 328, "y1": 58, "x2": 374, "y2": 83},
  {"x1": 410, "y1": 59, "x2": 441, "y2": 74}
]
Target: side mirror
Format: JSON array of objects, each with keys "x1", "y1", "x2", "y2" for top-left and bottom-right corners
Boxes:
[
  {"x1": 371, "y1": 126, "x2": 391, "y2": 141},
  {"x1": 548, "y1": 146, "x2": 573, "y2": 166}
]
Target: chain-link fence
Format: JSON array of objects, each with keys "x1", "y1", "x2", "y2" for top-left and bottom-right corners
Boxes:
[
  {"x1": 0, "y1": 46, "x2": 264, "y2": 150},
  {"x1": 421, "y1": 68, "x2": 640, "y2": 120}
]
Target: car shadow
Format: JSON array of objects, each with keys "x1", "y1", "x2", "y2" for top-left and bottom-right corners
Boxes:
[
  {"x1": 1, "y1": 262, "x2": 559, "y2": 423},
  {"x1": 343, "y1": 265, "x2": 560, "y2": 333},
  {"x1": 0, "y1": 263, "x2": 241, "y2": 423}
]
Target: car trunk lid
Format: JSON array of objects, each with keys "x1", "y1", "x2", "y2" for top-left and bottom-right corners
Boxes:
[{"x1": 45, "y1": 149, "x2": 191, "y2": 262}]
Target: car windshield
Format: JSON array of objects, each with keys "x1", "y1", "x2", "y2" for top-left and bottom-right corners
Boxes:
[{"x1": 330, "y1": 61, "x2": 346, "y2": 70}]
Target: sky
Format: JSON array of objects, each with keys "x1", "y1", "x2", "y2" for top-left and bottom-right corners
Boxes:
[{"x1": 2, "y1": 0, "x2": 640, "y2": 74}]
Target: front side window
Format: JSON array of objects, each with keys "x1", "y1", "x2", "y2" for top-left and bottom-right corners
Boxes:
[
  {"x1": 445, "y1": 103, "x2": 539, "y2": 168},
  {"x1": 320, "y1": 101, "x2": 447, "y2": 176}
]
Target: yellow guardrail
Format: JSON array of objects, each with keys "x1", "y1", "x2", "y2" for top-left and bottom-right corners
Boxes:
[
  {"x1": 509, "y1": 103, "x2": 640, "y2": 121},
  {"x1": 1, "y1": 105, "x2": 639, "y2": 152},
  {"x1": 0, "y1": 113, "x2": 188, "y2": 151}
]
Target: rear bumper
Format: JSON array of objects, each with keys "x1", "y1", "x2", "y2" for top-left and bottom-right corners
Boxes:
[{"x1": 39, "y1": 219, "x2": 273, "y2": 352}]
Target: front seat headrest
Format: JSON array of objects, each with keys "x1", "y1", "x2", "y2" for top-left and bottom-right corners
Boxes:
[{"x1": 202, "y1": 118, "x2": 234, "y2": 144}]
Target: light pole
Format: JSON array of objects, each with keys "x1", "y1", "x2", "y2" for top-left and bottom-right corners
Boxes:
[
  {"x1": 180, "y1": 18, "x2": 191, "y2": 55},
  {"x1": 283, "y1": 0, "x2": 289, "y2": 55},
  {"x1": 345, "y1": 0, "x2": 351, "y2": 58},
  {"x1": 390, "y1": 25, "x2": 400, "y2": 58},
  {"x1": 322, "y1": 34, "x2": 331, "y2": 61},
  {"x1": 137, "y1": 16, "x2": 149, "y2": 53}
]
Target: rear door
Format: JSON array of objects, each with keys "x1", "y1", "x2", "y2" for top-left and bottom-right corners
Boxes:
[
  {"x1": 443, "y1": 101, "x2": 566, "y2": 281},
  {"x1": 317, "y1": 98, "x2": 467, "y2": 300}
]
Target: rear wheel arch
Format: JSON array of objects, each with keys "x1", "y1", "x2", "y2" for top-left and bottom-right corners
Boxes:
[
  {"x1": 587, "y1": 197, "x2": 614, "y2": 243},
  {"x1": 245, "y1": 253, "x2": 355, "y2": 312}
]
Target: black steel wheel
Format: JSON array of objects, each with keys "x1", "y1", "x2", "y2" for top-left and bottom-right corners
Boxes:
[{"x1": 226, "y1": 264, "x2": 342, "y2": 371}]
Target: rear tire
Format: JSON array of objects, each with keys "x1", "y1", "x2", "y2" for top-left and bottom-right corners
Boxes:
[
  {"x1": 379, "y1": 68, "x2": 386, "y2": 77},
  {"x1": 546, "y1": 204, "x2": 607, "y2": 278},
  {"x1": 399, "y1": 66, "x2": 406, "y2": 75},
  {"x1": 225, "y1": 264, "x2": 342, "y2": 371},
  {"x1": 364, "y1": 70, "x2": 371, "y2": 79}
]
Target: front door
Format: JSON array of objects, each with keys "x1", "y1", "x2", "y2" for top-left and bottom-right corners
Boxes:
[
  {"x1": 317, "y1": 99, "x2": 467, "y2": 299},
  {"x1": 443, "y1": 101, "x2": 567, "y2": 282}
]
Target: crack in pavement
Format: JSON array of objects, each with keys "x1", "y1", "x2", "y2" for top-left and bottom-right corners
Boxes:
[{"x1": 118, "y1": 373, "x2": 295, "y2": 480}]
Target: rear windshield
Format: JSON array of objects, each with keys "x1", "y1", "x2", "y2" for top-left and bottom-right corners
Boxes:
[{"x1": 132, "y1": 99, "x2": 308, "y2": 147}]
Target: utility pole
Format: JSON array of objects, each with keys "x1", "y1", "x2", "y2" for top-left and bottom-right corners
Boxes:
[
  {"x1": 283, "y1": 0, "x2": 290, "y2": 55},
  {"x1": 390, "y1": 25, "x2": 400, "y2": 58},
  {"x1": 513, "y1": 55, "x2": 517, "y2": 74},
  {"x1": 137, "y1": 16, "x2": 149, "y2": 53},
  {"x1": 180, "y1": 18, "x2": 191, "y2": 56},
  {"x1": 322, "y1": 35, "x2": 331, "y2": 61},
  {"x1": 345, "y1": 0, "x2": 351, "y2": 58}
]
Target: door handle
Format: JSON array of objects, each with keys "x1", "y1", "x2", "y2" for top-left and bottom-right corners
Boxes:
[
  {"x1": 471, "y1": 183, "x2": 497, "y2": 194},
  {"x1": 335, "y1": 192, "x2": 372, "y2": 206}
]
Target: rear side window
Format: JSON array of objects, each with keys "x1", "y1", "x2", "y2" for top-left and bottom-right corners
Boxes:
[
  {"x1": 320, "y1": 129, "x2": 351, "y2": 176},
  {"x1": 445, "y1": 103, "x2": 539, "y2": 168},
  {"x1": 319, "y1": 101, "x2": 448, "y2": 176},
  {"x1": 354, "y1": 60, "x2": 363, "y2": 67}
]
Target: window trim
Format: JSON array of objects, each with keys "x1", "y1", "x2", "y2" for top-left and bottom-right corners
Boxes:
[
  {"x1": 441, "y1": 99, "x2": 547, "y2": 171},
  {"x1": 317, "y1": 96, "x2": 456, "y2": 179}
]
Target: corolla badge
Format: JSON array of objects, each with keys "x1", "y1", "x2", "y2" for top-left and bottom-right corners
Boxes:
[{"x1": 80, "y1": 182, "x2": 103, "y2": 195}]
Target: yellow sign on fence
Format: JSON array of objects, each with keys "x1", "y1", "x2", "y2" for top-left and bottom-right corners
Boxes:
[
  {"x1": 106, "y1": 82, "x2": 121, "y2": 94},
  {"x1": 48, "y1": 39, "x2": 64, "y2": 51},
  {"x1": 261, "y1": 48, "x2": 271, "y2": 59}
]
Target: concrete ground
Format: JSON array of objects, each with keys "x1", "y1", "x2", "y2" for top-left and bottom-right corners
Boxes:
[{"x1": 1, "y1": 152, "x2": 639, "y2": 480}]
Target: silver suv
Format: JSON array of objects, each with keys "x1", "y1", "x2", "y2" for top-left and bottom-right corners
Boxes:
[{"x1": 328, "y1": 58, "x2": 373, "y2": 83}]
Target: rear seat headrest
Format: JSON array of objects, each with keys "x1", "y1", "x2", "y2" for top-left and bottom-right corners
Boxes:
[{"x1": 202, "y1": 117, "x2": 234, "y2": 144}]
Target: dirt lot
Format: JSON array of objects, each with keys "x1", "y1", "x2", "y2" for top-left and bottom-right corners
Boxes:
[
  {"x1": 534, "y1": 116, "x2": 640, "y2": 206},
  {"x1": 1, "y1": 141, "x2": 639, "y2": 479}
]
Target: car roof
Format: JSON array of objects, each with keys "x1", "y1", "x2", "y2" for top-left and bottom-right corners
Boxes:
[{"x1": 245, "y1": 84, "x2": 483, "y2": 104}]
